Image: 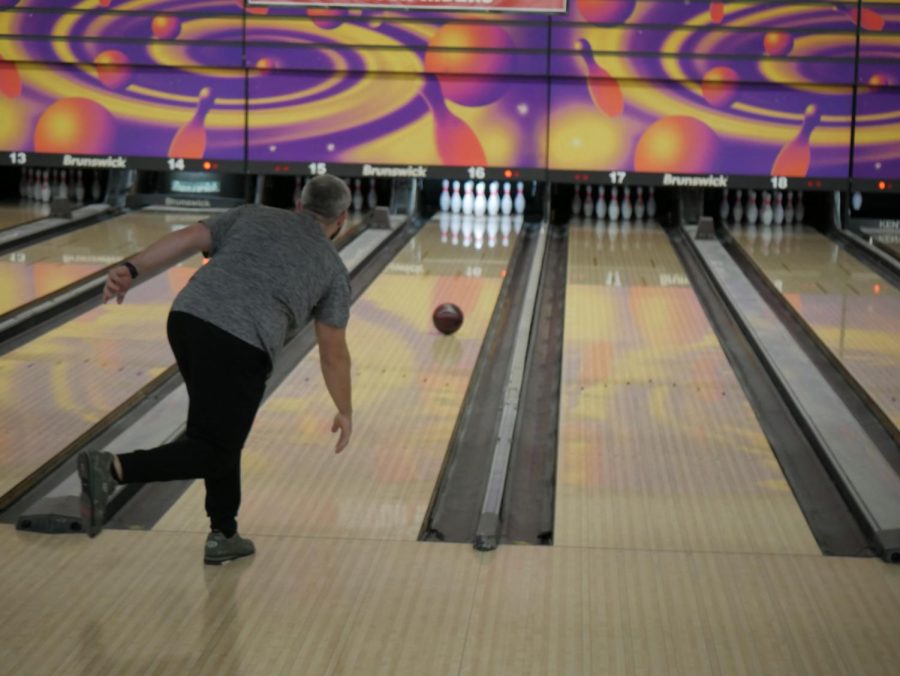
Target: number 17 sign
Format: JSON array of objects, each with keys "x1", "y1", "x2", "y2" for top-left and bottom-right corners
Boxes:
[{"x1": 248, "y1": 0, "x2": 567, "y2": 13}]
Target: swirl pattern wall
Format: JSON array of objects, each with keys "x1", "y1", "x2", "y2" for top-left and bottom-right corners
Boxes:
[{"x1": 0, "y1": 0, "x2": 896, "y2": 188}]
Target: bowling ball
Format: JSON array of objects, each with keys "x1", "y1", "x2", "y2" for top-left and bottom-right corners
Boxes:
[{"x1": 433, "y1": 303, "x2": 464, "y2": 335}]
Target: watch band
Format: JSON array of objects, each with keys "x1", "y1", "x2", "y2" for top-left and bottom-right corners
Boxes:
[{"x1": 123, "y1": 261, "x2": 139, "y2": 279}]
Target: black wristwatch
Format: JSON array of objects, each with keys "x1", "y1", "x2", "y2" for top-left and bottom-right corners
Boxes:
[{"x1": 123, "y1": 261, "x2": 139, "y2": 279}]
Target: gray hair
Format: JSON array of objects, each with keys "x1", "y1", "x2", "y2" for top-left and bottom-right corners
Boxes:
[{"x1": 300, "y1": 174, "x2": 352, "y2": 223}]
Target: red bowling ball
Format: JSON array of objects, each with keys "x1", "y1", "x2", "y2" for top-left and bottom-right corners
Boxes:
[{"x1": 433, "y1": 303, "x2": 464, "y2": 336}]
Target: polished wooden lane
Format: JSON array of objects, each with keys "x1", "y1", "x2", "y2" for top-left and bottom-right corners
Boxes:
[
  {"x1": 733, "y1": 224, "x2": 900, "y2": 427},
  {"x1": 0, "y1": 260, "x2": 202, "y2": 500},
  {"x1": 0, "y1": 202, "x2": 50, "y2": 232},
  {"x1": 2, "y1": 526, "x2": 898, "y2": 675},
  {"x1": 0, "y1": 210, "x2": 212, "y2": 316},
  {"x1": 3, "y1": 217, "x2": 899, "y2": 675},
  {"x1": 154, "y1": 214, "x2": 520, "y2": 540},
  {"x1": 556, "y1": 220, "x2": 819, "y2": 555}
]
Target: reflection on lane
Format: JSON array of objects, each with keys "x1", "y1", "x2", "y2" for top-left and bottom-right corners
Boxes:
[
  {"x1": 733, "y1": 224, "x2": 900, "y2": 428},
  {"x1": 0, "y1": 210, "x2": 212, "y2": 316},
  {"x1": 555, "y1": 220, "x2": 819, "y2": 555},
  {"x1": 0, "y1": 203, "x2": 51, "y2": 232},
  {"x1": 153, "y1": 217, "x2": 520, "y2": 540}
]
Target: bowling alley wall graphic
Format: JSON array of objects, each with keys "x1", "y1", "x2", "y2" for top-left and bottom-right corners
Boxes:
[{"x1": 0, "y1": 0, "x2": 897, "y2": 181}]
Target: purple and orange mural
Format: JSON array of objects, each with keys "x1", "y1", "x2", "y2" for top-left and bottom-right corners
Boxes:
[{"x1": 0, "y1": 0, "x2": 896, "y2": 183}]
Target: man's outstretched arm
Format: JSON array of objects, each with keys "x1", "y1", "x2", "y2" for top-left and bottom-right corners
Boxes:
[
  {"x1": 315, "y1": 320, "x2": 352, "y2": 453},
  {"x1": 103, "y1": 221, "x2": 212, "y2": 304}
]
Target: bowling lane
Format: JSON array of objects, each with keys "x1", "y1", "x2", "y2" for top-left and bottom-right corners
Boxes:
[
  {"x1": 0, "y1": 210, "x2": 213, "y2": 316},
  {"x1": 733, "y1": 224, "x2": 900, "y2": 428},
  {"x1": 0, "y1": 210, "x2": 373, "y2": 501},
  {"x1": 0, "y1": 203, "x2": 51, "y2": 232},
  {"x1": 0, "y1": 258, "x2": 203, "y2": 500},
  {"x1": 154, "y1": 213, "x2": 522, "y2": 540},
  {"x1": 555, "y1": 219, "x2": 820, "y2": 556}
]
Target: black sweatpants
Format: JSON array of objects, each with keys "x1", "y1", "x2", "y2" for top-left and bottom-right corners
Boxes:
[{"x1": 118, "y1": 311, "x2": 269, "y2": 536}]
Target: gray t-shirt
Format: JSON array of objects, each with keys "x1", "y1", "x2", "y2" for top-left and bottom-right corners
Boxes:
[{"x1": 171, "y1": 204, "x2": 350, "y2": 367}]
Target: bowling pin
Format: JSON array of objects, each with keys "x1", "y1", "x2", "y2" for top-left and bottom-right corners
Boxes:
[
  {"x1": 608, "y1": 186, "x2": 620, "y2": 221},
  {"x1": 514, "y1": 181, "x2": 525, "y2": 215},
  {"x1": 774, "y1": 191, "x2": 785, "y2": 225},
  {"x1": 646, "y1": 186, "x2": 657, "y2": 219},
  {"x1": 421, "y1": 91, "x2": 486, "y2": 166},
  {"x1": 487, "y1": 181, "x2": 500, "y2": 216},
  {"x1": 784, "y1": 191, "x2": 794, "y2": 224},
  {"x1": 596, "y1": 185, "x2": 607, "y2": 220},
  {"x1": 621, "y1": 187, "x2": 632, "y2": 221},
  {"x1": 746, "y1": 190, "x2": 758, "y2": 225},
  {"x1": 760, "y1": 191, "x2": 773, "y2": 226},
  {"x1": 571, "y1": 184, "x2": 582, "y2": 216},
  {"x1": 439, "y1": 179, "x2": 451, "y2": 212},
  {"x1": 462, "y1": 180, "x2": 475, "y2": 215},
  {"x1": 367, "y1": 179, "x2": 377, "y2": 210},
  {"x1": 583, "y1": 185, "x2": 594, "y2": 218},
  {"x1": 352, "y1": 179, "x2": 364, "y2": 211},
  {"x1": 719, "y1": 189, "x2": 730, "y2": 222},
  {"x1": 58, "y1": 169, "x2": 68, "y2": 200},
  {"x1": 634, "y1": 186, "x2": 645, "y2": 221},
  {"x1": 450, "y1": 180, "x2": 462, "y2": 214},
  {"x1": 500, "y1": 181, "x2": 513, "y2": 216},
  {"x1": 474, "y1": 181, "x2": 487, "y2": 217},
  {"x1": 575, "y1": 38, "x2": 624, "y2": 117},
  {"x1": 732, "y1": 189, "x2": 744, "y2": 224},
  {"x1": 169, "y1": 87, "x2": 214, "y2": 159},
  {"x1": 772, "y1": 104, "x2": 819, "y2": 177}
]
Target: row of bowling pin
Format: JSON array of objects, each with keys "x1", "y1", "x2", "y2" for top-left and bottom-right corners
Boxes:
[
  {"x1": 438, "y1": 212, "x2": 523, "y2": 249},
  {"x1": 572, "y1": 185, "x2": 657, "y2": 222},
  {"x1": 439, "y1": 180, "x2": 527, "y2": 217},
  {"x1": 721, "y1": 189, "x2": 804, "y2": 227},
  {"x1": 19, "y1": 167, "x2": 100, "y2": 204},
  {"x1": 293, "y1": 177, "x2": 378, "y2": 211}
]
